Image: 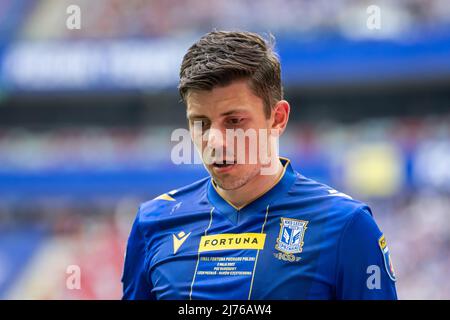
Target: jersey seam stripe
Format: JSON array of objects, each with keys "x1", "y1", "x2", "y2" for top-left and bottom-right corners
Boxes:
[
  {"x1": 137, "y1": 205, "x2": 156, "y2": 292},
  {"x1": 189, "y1": 206, "x2": 214, "y2": 300},
  {"x1": 248, "y1": 204, "x2": 270, "y2": 300}
]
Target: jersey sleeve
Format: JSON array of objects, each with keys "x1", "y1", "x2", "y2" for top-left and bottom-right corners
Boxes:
[
  {"x1": 121, "y1": 208, "x2": 156, "y2": 300},
  {"x1": 335, "y1": 207, "x2": 398, "y2": 300}
]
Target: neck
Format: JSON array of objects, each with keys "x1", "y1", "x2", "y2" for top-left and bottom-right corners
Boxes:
[{"x1": 215, "y1": 158, "x2": 284, "y2": 210}]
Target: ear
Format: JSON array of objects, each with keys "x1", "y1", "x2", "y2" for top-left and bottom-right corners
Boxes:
[{"x1": 271, "y1": 100, "x2": 290, "y2": 136}]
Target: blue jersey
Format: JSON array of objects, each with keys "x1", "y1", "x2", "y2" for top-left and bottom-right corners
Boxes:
[{"x1": 122, "y1": 158, "x2": 397, "y2": 300}]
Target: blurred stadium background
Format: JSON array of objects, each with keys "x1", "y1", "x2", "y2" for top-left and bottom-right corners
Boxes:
[{"x1": 0, "y1": 0, "x2": 449, "y2": 299}]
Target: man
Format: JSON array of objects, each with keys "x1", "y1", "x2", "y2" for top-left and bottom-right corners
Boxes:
[{"x1": 122, "y1": 31, "x2": 397, "y2": 300}]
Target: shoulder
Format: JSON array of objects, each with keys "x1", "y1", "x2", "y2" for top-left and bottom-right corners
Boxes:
[
  {"x1": 137, "y1": 175, "x2": 211, "y2": 223},
  {"x1": 288, "y1": 172, "x2": 374, "y2": 225},
  {"x1": 288, "y1": 173, "x2": 384, "y2": 257}
]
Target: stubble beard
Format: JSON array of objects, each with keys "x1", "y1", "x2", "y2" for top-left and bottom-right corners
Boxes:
[{"x1": 211, "y1": 164, "x2": 261, "y2": 191}]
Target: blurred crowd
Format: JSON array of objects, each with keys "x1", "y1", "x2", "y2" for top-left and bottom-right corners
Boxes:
[
  {"x1": 1, "y1": 0, "x2": 448, "y2": 41},
  {"x1": 1, "y1": 115, "x2": 449, "y2": 194},
  {"x1": 375, "y1": 193, "x2": 450, "y2": 299}
]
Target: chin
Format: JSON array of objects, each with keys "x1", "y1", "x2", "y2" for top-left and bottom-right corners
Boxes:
[
  {"x1": 215, "y1": 179, "x2": 245, "y2": 191},
  {"x1": 212, "y1": 166, "x2": 260, "y2": 190}
]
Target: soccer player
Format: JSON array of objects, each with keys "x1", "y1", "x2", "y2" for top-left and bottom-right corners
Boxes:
[{"x1": 122, "y1": 31, "x2": 397, "y2": 300}]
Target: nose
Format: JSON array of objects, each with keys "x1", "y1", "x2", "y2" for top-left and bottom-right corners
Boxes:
[{"x1": 206, "y1": 124, "x2": 225, "y2": 150}]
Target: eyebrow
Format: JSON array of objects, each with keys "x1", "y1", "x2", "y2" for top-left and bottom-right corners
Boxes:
[
  {"x1": 221, "y1": 109, "x2": 248, "y2": 116},
  {"x1": 186, "y1": 113, "x2": 207, "y2": 120},
  {"x1": 187, "y1": 109, "x2": 248, "y2": 120}
]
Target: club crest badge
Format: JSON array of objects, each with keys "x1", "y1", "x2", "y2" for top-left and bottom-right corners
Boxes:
[
  {"x1": 274, "y1": 218, "x2": 308, "y2": 262},
  {"x1": 378, "y1": 234, "x2": 397, "y2": 282}
]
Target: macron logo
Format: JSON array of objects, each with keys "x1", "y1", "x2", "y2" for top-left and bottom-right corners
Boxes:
[{"x1": 173, "y1": 231, "x2": 191, "y2": 254}]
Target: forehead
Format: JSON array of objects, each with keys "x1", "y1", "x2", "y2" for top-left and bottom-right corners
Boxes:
[{"x1": 186, "y1": 80, "x2": 263, "y2": 118}]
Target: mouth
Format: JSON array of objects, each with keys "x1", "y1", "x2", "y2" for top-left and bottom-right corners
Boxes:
[{"x1": 211, "y1": 160, "x2": 237, "y2": 173}]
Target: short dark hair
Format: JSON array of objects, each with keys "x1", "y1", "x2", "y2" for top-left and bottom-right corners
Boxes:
[{"x1": 178, "y1": 30, "x2": 283, "y2": 118}]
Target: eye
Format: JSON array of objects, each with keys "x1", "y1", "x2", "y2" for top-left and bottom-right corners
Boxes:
[
  {"x1": 201, "y1": 120, "x2": 211, "y2": 128},
  {"x1": 226, "y1": 117, "x2": 244, "y2": 126},
  {"x1": 191, "y1": 119, "x2": 210, "y2": 129}
]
